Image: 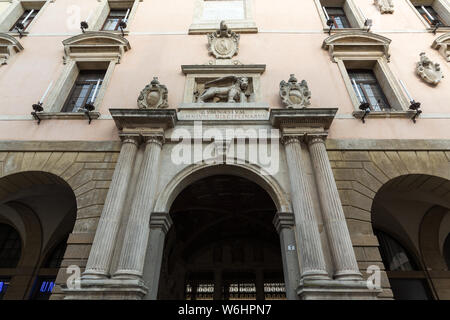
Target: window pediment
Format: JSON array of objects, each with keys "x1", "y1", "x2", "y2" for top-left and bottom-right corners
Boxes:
[
  {"x1": 0, "y1": 33, "x2": 23, "y2": 65},
  {"x1": 432, "y1": 32, "x2": 450, "y2": 61},
  {"x1": 62, "y1": 32, "x2": 130, "y2": 63},
  {"x1": 322, "y1": 32, "x2": 392, "y2": 62}
]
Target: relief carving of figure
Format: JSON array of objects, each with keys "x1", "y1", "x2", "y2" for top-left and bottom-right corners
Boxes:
[
  {"x1": 279, "y1": 74, "x2": 311, "y2": 108},
  {"x1": 416, "y1": 52, "x2": 443, "y2": 85},
  {"x1": 137, "y1": 77, "x2": 169, "y2": 109},
  {"x1": 198, "y1": 76, "x2": 250, "y2": 103},
  {"x1": 374, "y1": 0, "x2": 394, "y2": 14}
]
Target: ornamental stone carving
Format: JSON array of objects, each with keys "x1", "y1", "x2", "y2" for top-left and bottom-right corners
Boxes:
[
  {"x1": 432, "y1": 33, "x2": 450, "y2": 62},
  {"x1": 197, "y1": 76, "x2": 250, "y2": 103},
  {"x1": 279, "y1": 74, "x2": 311, "y2": 108},
  {"x1": 207, "y1": 21, "x2": 240, "y2": 60},
  {"x1": 137, "y1": 77, "x2": 169, "y2": 109},
  {"x1": 374, "y1": 0, "x2": 394, "y2": 14},
  {"x1": 416, "y1": 52, "x2": 443, "y2": 85}
]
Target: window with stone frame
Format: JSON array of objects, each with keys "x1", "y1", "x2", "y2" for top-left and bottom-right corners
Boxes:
[
  {"x1": 189, "y1": 0, "x2": 257, "y2": 34},
  {"x1": 0, "y1": 0, "x2": 47, "y2": 34},
  {"x1": 88, "y1": 0, "x2": 139, "y2": 34},
  {"x1": 62, "y1": 70, "x2": 106, "y2": 113},
  {"x1": 314, "y1": 0, "x2": 366, "y2": 31},
  {"x1": 39, "y1": 33, "x2": 130, "y2": 118},
  {"x1": 8, "y1": 8, "x2": 39, "y2": 31},
  {"x1": 408, "y1": 0, "x2": 450, "y2": 29},
  {"x1": 348, "y1": 69, "x2": 391, "y2": 112},
  {"x1": 322, "y1": 32, "x2": 412, "y2": 117}
]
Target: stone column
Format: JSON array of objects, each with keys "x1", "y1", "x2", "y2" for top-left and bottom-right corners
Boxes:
[
  {"x1": 114, "y1": 134, "x2": 164, "y2": 279},
  {"x1": 283, "y1": 136, "x2": 329, "y2": 279},
  {"x1": 83, "y1": 135, "x2": 139, "y2": 279},
  {"x1": 142, "y1": 212, "x2": 173, "y2": 300},
  {"x1": 308, "y1": 136, "x2": 361, "y2": 280},
  {"x1": 273, "y1": 212, "x2": 301, "y2": 300}
]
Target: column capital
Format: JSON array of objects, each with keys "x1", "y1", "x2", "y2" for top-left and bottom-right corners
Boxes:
[
  {"x1": 149, "y1": 212, "x2": 173, "y2": 234},
  {"x1": 306, "y1": 134, "x2": 328, "y2": 147},
  {"x1": 281, "y1": 134, "x2": 304, "y2": 146},
  {"x1": 119, "y1": 133, "x2": 141, "y2": 146},
  {"x1": 273, "y1": 212, "x2": 295, "y2": 233},
  {"x1": 142, "y1": 133, "x2": 165, "y2": 147}
]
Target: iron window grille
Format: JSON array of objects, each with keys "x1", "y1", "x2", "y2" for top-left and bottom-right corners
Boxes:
[{"x1": 348, "y1": 69, "x2": 391, "y2": 112}]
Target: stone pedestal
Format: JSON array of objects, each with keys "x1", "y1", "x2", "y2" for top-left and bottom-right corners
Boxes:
[
  {"x1": 83, "y1": 135, "x2": 139, "y2": 279},
  {"x1": 308, "y1": 135, "x2": 362, "y2": 280},
  {"x1": 273, "y1": 212, "x2": 301, "y2": 300}
]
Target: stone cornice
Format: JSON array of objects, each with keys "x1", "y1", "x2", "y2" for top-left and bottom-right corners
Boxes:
[
  {"x1": 270, "y1": 108, "x2": 338, "y2": 135},
  {"x1": 109, "y1": 108, "x2": 177, "y2": 132},
  {"x1": 181, "y1": 64, "x2": 266, "y2": 75}
]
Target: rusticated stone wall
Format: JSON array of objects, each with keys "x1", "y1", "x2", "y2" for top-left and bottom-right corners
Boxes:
[{"x1": 327, "y1": 142, "x2": 450, "y2": 300}]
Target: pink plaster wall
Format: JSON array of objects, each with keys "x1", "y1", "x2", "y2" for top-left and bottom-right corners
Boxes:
[{"x1": 0, "y1": 0, "x2": 449, "y2": 141}]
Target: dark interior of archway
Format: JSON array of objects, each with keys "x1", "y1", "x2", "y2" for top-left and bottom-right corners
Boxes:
[
  {"x1": 0, "y1": 172, "x2": 77, "y2": 300},
  {"x1": 157, "y1": 175, "x2": 286, "y2": 300},
  {"x1": 372, "y1": 174, "x2": 450, "y2": 300}
]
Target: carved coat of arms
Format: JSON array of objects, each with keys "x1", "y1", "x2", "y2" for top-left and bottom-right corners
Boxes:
[
  {"x1": 207, "y1": 21, "x2": 240, "y2": 59},
  {"x1": 416, "y1": 52, "x2": 443, "y2": 86},
  {"x1": 279, "y1": 74, "x2": 311, "y2": 108},
  {"x1": 137, "y1": 77, "x2": 169, "y2": 109}
]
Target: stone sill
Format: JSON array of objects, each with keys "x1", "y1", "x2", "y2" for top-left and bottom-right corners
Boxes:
[
  {"x1": 322, "y1": 27, "x2": 370, "y2": 34},
  {"x1": 352, "y1": 110, "x2": 417, "y2": 120},
  {"x1": 189, "y1": 21, "x2": 258, "y2": 35},
  {"x1": 4, "y1": 31, "x2": 30, "y2": 38},
  {"x1": 426, "y1": 26, "x2": 450, "y2": 33},
  {"x1": 34, "y1": 112, "x2": 101, "y2": 121}
]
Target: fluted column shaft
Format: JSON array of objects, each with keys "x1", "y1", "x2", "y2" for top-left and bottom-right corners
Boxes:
[
  {"x1": 115, "y1": 135, "x2": 164, "y2": 279},
  {"x1": 83, "y1": 137, "x2": 139, "y2": 278},
  {"x1": 283, "y1": 136, "x2": 329, "y2": 279},
  {"x1": 308, "y1": 136, "x2": 361, "y2": 280}
]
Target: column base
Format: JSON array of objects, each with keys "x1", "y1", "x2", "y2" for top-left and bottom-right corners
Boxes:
[
  {"x1": 297, "y1": 278, "x2": 381, "y2": 300},
  {"x1": 62, "y1": 278, "x2": 148, "y2": 300}
]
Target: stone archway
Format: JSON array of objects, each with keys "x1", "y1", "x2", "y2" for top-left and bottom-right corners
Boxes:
[
  {"x1": 0, "y1": 150, "x2": 120, "y2": 299},
  {"x1": 157, "y1": 174, "x2": 286, "y2": 300},
  {"x1": 329, "y1": 149, "x2": 450, "y2": 299}
]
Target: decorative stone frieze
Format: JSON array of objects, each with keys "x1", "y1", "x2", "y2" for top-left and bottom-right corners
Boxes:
[
  {"x1": 416, "y1": 52, "x2": 443, "y2": 85},
  {"x1": 137, "y1": 77, "x2": 169, "y2": 109},
  {"x1": 374, "y1": 0, "x2": 394, "y2": 14},
  {"x1": 279, "y1": 74, "x2": 311, "y2": 108},
  {"x1": 432, "y1": 33, "x2": 450, "y2": 62},
  {"x1": 0, "y1": 33, "x2": 23, "y2": 65},
  {"x1": 198, "y1": 76, "x2": 250, "y2": 103},
  {"x1": 207, "y1": 21, "x2": 240, "y2": 60}
]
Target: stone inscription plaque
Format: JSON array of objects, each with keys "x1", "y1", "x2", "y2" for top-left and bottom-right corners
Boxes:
[
  {"x1": 177, "y1": 108, "x2": 269, "y2": 121},
  {"x1": 202, "y1": 0, "x2": 245, "y2": 21}
]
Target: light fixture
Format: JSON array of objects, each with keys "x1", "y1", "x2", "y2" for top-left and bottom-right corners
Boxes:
[
  {"x1": 359, "y1": 102, "x2": 371, "y2": 123},
  {"x1": 364, "y1": 19, "x2": 373, "y2": 32},
  {"x1": 14, "y1": 23, "x2": 24, "y2": 38},
  {"x1": 118, "y1": 9, "x2": 130, "y2": 37},
  {"x1": 322, "y1": 7, "x2": 334, "y2": 35},
  {"x1": 399, "y1": 79, "x2": 422, "y2": 123},
  {"x1": 31, "y1": 102, "x2": 43, "y2": 124},
  {"x1": 83, "y1": 103, "x2": 95, "y2": 124},
  {"x1": 80, "y1": 21, "x2": 88, "y2": 33}
]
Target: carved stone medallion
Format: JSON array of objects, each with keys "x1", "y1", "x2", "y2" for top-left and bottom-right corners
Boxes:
[
  {"x1": 137, "y1": 77, "x2": 169, "y2": 109},
  {"x1": 374, "y1": 0, "x2": 394, "y2": 14},
  {"x1": 416, "y1": 52, "x2": 443, "y2": 86},
  {"x1": 279, "y1": 74, "x2": 311, "y2": 108},
  {"x1": 207, "y1": 21, "x2": 240, "y2": 59}
]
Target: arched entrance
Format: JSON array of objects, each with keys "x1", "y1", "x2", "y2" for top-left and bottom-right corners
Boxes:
[
  {"x1": 0, "y1": 171, "x2": 76, "y2": 300},
  {"x1": 157, "y1": 174, "x2": 287, "y2": 300},
  {"x1": 372, "y1": 174, "x2": 450, "y2": 300}
]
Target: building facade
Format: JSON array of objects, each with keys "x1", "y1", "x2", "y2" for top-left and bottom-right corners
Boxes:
[{"x1": 0, "y1": 0, "x2": 450, "y2": 300}]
